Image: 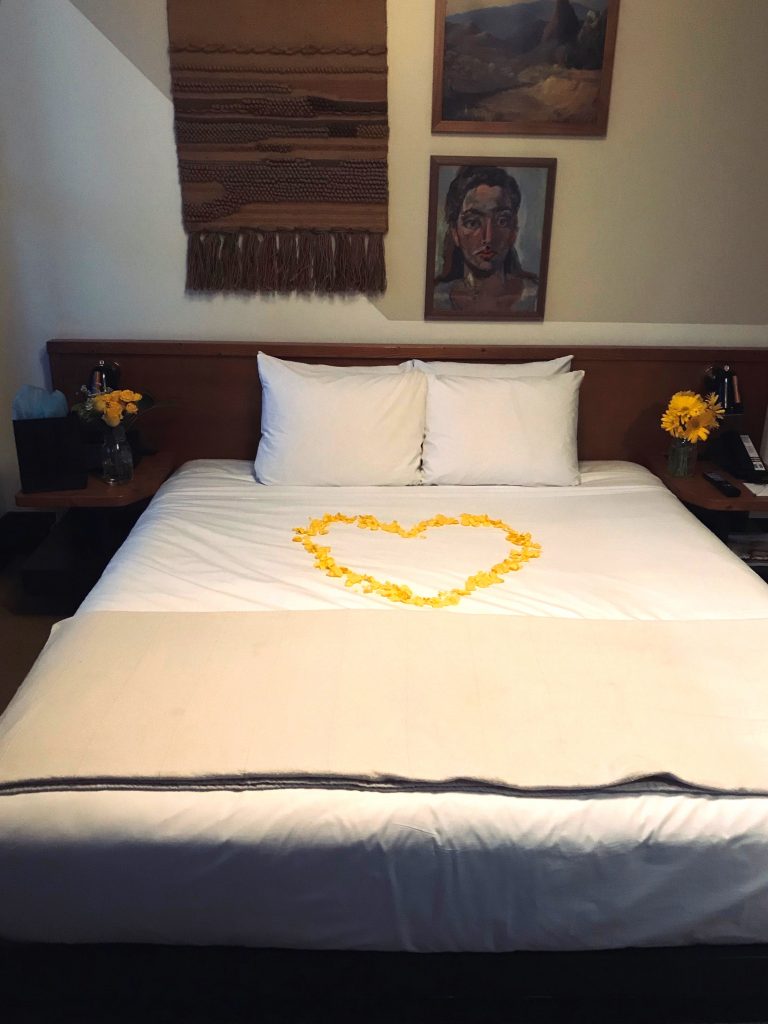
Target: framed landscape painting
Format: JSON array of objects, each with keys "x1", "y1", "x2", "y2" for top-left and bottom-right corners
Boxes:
[
  {"x1": 424, "y1": 156, "x2": 556, "y2": 322},
  {"x1": 432, "y1": 0, "x2": 620, "y2": 136}
]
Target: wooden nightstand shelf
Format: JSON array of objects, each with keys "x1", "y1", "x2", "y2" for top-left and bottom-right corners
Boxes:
[
  {"x1": 15, "y1": 452, "x2": 175, "y2": 510},
  {"x1": 13, "y1": 453, "x2": 175, "y2": 613},
  {"x1": 648, "y1": 454, "x2": 768, "y2": 580},
  {"x1": 647, "y1": 455, "x2": 768, "y2": 514}
]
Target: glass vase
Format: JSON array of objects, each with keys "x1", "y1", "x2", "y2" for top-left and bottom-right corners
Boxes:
[
  {"x1": 667, "y1": 437, "x2": 697, "y2": 478},
  {"x1": 100, "y1": 424, "x2": 134, "y2": 485}
]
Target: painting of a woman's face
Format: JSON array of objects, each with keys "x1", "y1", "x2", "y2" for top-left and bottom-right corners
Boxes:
[
  {"x1": 425, "y1": 156, "x2": 556, "y2": 322},
  {"x1": 451, "y1": 184, "x2": 519, "y2": 275}
]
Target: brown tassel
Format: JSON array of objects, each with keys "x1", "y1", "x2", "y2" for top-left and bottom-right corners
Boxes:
[
  {"x1": 276, "y1": 231, "x2": 298, "y2": 294},
  {"x1": 185, "y1": 233, "x2": 205, "y2": 292},
  {"x1": 203, "y1": 234, "x2": 224, "y2": 291},
  {"x1": 255, "y1": 232, "x2": 277, "y2": 293},
  {"x1": 315, "y1": 232, "x2": 336, "y2": 293},
  {"x1": 348, "y1": 233, "x2": 367, "y2": 294},
  {"x1": 295, "y1": 231, "x2": 315, "y2": 293},
  {"x1": 220, "y1": 232, "x2": 242, "y2": 293},
  {"x1": 187, "y1": 233, "x2": 224, "y2": 293},
  {"x1": 334, "y1": 231, "x2": 354, "y2": 293},
  {"x1": 240, "y1": 231, "x2": 259, "y2": 292},
  {"x1": 365, "y1": 232, "x2": 387, "y2": 295}
]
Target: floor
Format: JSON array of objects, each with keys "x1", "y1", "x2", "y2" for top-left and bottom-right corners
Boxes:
[
  {"x1": 0, "y1": 506, "x2": 129, "y2": 713},
  {"x1": 4, "y1": 992, "x2": 768, "y2": 1023},
  {"x1": 0, "y1": 553, "x2": 64, "y2": 715}
]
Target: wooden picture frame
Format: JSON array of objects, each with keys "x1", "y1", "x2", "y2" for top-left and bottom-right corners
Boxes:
[
  {"x1": 424, "y1": 156, "x2": 556, "y2": 322},
  {"x1": 431, "y1": 0, "x2": 620, "y2": 136}
]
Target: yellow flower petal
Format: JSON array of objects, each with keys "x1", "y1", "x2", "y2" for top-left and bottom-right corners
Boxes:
[{"x1": 293, "y1": 513, "x2": 541, "y2": 608}]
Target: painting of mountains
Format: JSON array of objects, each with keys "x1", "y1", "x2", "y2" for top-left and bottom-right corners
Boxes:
[{"x1": 432, "y1": 0, "x2": 620, "y2": 135}]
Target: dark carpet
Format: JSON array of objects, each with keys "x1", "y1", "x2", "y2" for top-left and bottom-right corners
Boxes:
[
  {"x1": 4, "y1": 944, "x2": 768, "y2": 1024},
  {"x1": 3, "y1": 998, "x2": 768, "y2": 1024}
]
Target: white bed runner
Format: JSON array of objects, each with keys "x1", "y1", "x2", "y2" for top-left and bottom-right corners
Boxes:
[{"x1": 3, "y1": 610, "x2": 768, "y2": 798}]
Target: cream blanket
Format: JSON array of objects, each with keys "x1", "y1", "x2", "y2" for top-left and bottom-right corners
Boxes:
[{"x1": 1, "y1": 611, "x2": 768, "y2": 797}]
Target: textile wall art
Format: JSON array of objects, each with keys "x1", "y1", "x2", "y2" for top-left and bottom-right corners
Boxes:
[{"x1": 167, "y1": 0, "x2": 388, "y2": 296}]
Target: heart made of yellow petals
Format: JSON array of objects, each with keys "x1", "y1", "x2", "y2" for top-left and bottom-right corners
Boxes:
[{"x1": 292, "y1": 512, "x2": 541, "y2": 608}]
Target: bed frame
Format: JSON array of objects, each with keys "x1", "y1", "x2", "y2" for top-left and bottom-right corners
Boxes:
[
  {"x1": 48, "y1": 340, "x2": 768, "y2": 468},
  {"x1": 7, "y1": 339, "x2": 768, "y2": 1018}
]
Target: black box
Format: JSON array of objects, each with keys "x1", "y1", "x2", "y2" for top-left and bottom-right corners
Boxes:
[{"x1": 13, "y1": 415, "x2": 89, "y2": 492}]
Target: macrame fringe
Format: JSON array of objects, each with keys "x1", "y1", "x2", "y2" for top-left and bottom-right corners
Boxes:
[
  {"x1": 315, "y1": 232, "x2": 336, "y2": 294},
  {"x1": 220, "y1": 232, "x2": 242, "y2": 291},
  {"x1": 257, "y1": 232, "x2": 278, "y2": 293},
  {"x1": 365, "y1": 230, "x2": 387, "y2": 294},
  {"x1": 295, "y1": 231, "x2": 315, "y2": 293},
  {"x1": 276, "y1": 231, "x2": 298, "y2": 294},
  {"x1": 185, "y1": 230, "x2": 386, "y2": 296}
]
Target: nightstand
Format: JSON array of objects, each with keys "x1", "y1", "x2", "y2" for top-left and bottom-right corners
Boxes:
[
  {"x1": 14, "y1": 453, "x2": 175, "y2": 612},
  {"x1": 15, "y1": 451, "x2": 174, "y2": 510},
  {"x1": 648, "y1": 454, "x2": 768, "y2": 580}
]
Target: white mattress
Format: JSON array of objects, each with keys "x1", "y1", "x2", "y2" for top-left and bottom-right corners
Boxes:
[{"x1": 3, "y1": 459, "x2": 768, "y2": 951}]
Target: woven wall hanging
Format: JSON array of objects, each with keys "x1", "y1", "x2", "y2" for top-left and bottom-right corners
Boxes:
[{"x1": 167, "y1": 0, "x2": 388, "y2": 296}]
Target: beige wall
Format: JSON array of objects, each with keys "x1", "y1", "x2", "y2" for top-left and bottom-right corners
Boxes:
[
  {"x1": 0, "y1": 62, "x2": 58, "y2": 512},
  {"x1": 0, "y1": 246, "x2": 14, "y2": 516},
  {"x1": 385, "y1": 0, "x2": 768, "y2": 324},
  {"x1": 0, "y1": 159, "x2": 13, "y2": 508},
  {"x1": 1, "y1": 0, "x2": 767, "y2": 509}
]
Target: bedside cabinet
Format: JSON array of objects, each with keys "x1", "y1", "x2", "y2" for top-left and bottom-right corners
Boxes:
[
  {"x1": 14, "y1": 453, "x2": 174, "y2": 613},
  {"x1": 647, "y1": 455, "x2": 768, "y2": 581}
]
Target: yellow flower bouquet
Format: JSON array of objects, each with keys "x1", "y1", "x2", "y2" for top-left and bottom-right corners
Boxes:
[
  {"x1": 72, "y1": 387, "x2": 153, "y2": 485},
  {"x1": 661, "y1": 390, "x2": 724, "y2": 477},
  {"x1": 73, "y1": 388, "x2": 149, "y2": 429}
]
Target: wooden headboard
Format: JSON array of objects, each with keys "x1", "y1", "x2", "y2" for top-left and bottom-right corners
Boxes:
[{"x1": 48, "y1": 341, "x2": 768, "y2": 468}]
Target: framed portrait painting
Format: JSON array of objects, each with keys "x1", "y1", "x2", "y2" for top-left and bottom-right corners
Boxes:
[
  {"x1": 432, "y1": 0, "x2": 620, "y2": 136},
  {"x1": 424, "y1": 157, "x2": 556, "y2": 322}
]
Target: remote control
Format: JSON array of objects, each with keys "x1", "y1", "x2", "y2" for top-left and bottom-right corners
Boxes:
[{"x1": 702, "y1": 471, "x2": 741, "y2": 497}]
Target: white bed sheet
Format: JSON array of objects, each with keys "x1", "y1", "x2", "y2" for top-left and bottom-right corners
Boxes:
[
  {"x1": 4, "y1": 459, "x2": 768, "y2": 951},
  {"x1": 80, "y1": 459, "x2": 768, "y2": 620}
]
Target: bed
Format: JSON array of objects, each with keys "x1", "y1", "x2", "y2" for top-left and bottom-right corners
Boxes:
[{"x1": 3, "y1": 342, "x2": 768, "y2": 1003}]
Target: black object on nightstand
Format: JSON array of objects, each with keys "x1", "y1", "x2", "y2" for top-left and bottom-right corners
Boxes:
[
  {"x1": 13, "y1": 415, "x2": 88, "y2": 492},
  {"x1": 701, "y1": 471, "x2": 741, "y2": 498}
]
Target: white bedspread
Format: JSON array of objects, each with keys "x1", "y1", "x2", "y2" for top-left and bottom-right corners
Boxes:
[
  {"x1": 3, "y1": 460, "x2": 768, "y2": 951},
  {"x1": 4, "y1": 611, "x2": 768, "y2": 795}
]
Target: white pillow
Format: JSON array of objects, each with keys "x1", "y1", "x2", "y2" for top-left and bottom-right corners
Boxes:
[
  {"x1": 255, "y1": 353, "x2": 426, "y2": 485},
  {"x1": 258, "y1": 352, "x2": 410, "y2": 377},
  {"x1": 412, "y1": 355, "x2": 572, "y2": 378},
  {"x1": 422, "y1": 371, "x2": 585, "y2": 486}
]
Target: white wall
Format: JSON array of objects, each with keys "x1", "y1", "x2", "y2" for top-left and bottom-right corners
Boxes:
[{"x1": 1, "y1": 0, "x2": 767, "y2": 510}]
